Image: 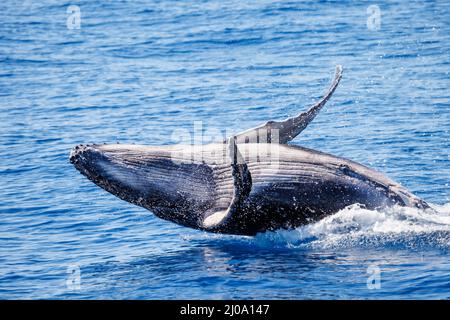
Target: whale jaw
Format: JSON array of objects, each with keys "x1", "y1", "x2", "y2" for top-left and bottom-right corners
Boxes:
[
  {"x1": 70, "y1": 144, "x2": 151, "y2": 208},
  {"x1": 70, "y1": 144, "x2": 219, "y2": 229}
]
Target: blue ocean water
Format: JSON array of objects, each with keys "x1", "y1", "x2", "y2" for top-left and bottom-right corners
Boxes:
[{"x1": 1, "y1": 0, "x2": 449, "y2": 299}]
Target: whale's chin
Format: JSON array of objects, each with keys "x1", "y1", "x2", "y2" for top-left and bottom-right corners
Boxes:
[
  {"x1": 70, "y1": 144, "x2": 152, "y2": 207},
  {"x1": 69, "y1": 143, "x2": 219, "y2": 228}
]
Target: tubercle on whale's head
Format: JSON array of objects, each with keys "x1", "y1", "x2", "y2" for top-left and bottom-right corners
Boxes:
[{"x1": 69, "y1": 143, "x2": 216, "y2": 227}]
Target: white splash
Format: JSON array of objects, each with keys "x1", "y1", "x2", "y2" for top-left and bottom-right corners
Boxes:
[{"x1": 254, "y1": 203, "x2": 450, "y2": 249}]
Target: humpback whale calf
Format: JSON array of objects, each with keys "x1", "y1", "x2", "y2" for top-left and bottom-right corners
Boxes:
[{"x1": 70, "y1": 65, "x2": 430, "y2": 236}]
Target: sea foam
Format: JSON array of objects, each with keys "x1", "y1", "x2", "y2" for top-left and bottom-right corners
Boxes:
[{"x1": 253, "y1": 203, "x2": 450, "y2": 250}]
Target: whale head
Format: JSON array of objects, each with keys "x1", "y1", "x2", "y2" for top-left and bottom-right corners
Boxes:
[{"x1": 69, "y1": 143, "x2": 217, "y2": 228}]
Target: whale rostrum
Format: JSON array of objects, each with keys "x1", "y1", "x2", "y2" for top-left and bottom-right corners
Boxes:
[{"x1": 70, "y1": 65, "x2": 430, "y2": 236}]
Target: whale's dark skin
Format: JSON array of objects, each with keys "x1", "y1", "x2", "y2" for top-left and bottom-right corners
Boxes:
[{"x1": 70, "y1": 66, "x2": 430, "y2": 236}]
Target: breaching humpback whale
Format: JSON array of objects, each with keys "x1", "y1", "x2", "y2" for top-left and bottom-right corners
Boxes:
[{"x1": 70, "y1": 65, "x2": 430, "y2": 236}]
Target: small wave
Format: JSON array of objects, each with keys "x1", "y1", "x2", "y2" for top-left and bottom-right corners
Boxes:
[{"x1": 253, "y1": 203, "x2": 450, "y2": 250}]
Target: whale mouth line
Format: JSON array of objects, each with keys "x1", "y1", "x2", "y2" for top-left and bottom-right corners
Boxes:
[{"x1": 70, "y1": 144, "x2": 149, "y2": 207}]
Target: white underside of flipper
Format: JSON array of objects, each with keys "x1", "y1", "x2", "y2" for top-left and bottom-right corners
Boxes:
[
  {"x1": 203, "y1": 209, "x2": 229, "y2": 228},
  {"x1": 202, "y1": 137, "x2": 252, "y2": 230},
  {"x1": 203, "y1": 66, "x2": 343, "y2": 230}
]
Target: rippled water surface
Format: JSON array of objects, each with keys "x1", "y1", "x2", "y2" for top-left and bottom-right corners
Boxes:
[{"x1": 1, "y1": 0, "x2": 449, "y2": 299}]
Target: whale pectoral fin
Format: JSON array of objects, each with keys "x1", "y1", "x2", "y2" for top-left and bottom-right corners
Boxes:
[
  {"x1": 203, "y1": 137, "x2": 252, "y2": 230},
  {"x1": 234, "y1": 65, "x2": 343, "y2": 144}
]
